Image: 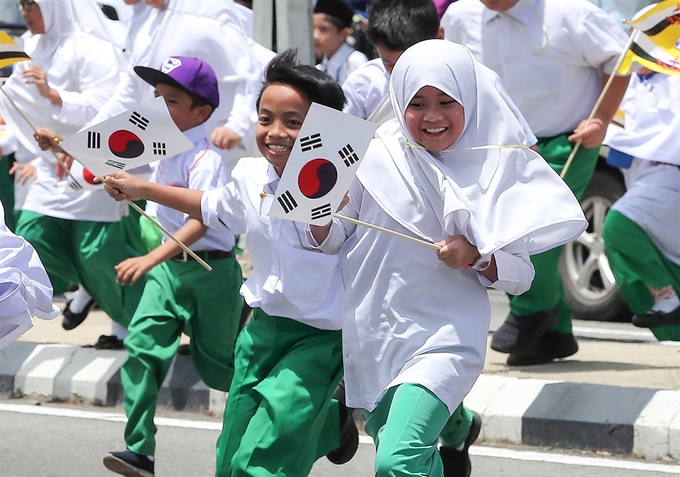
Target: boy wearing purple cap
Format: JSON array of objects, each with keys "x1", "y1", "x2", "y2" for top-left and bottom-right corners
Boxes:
[{"x1": 102, "y1": 56, "x2": 243, "y2": 477}]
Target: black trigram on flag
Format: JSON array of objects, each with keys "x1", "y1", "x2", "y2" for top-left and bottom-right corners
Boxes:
[
  {"x1": 277, "y1": 190, "x2": 298, "y2": 213},
  {"x1": 105, "y1": 159, "x2": 126, "y2": 170},
  {"x1": 311, "y1": 203, "x2": 332, "y2": 220},
  {"x1": 300, "y1": 133, "x2": 323, "y2": 152},
  {"x1": 129, "y1": 111, "x2": 150, "y2": 130},
  {"x1": 69, "y1": 180, "x2": 83, "y2": 191},
  {"x1": 153, "y1": 142, "x2": 167, "y2": 155},
  {"x1": 338, "y1": 144, "x2": 359, "y2": 167},
  {"x1": 87, "y1": 131, "x2": 101, "y2": 149}
]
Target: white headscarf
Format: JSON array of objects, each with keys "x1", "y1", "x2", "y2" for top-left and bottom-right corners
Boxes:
[{"x1": 357, "y1": 40, "x2": 587, "y2": 255}]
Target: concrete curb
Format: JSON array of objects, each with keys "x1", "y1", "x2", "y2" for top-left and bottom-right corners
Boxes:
[{"x1": 2, "y1": 342, "x2": 679, "y2": 459}]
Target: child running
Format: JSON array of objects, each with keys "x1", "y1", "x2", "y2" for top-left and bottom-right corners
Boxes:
[
  {"x1": 103, "y1": 50, "x2": 358, "y2": 477},
  {"x1": 310, "y1": 39, "x2": 588, "y2": 476}
]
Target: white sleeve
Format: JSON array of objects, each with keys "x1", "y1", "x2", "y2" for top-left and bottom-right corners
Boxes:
[
  {"x1": 200, "y1": 185, "x2": 247, "y2": 235},
  {"x1": 486, "y1": 68, "x2": 538, "y2": 147},
  {"x1": 0, "y1": 209, "x2": 60, "y2": 350},
  {"x1": 89, "y1": 62, "x2": 149, "y2": 126},
  {"x1": 476, "y1": 239, "x2": 535, "y2": 295}
]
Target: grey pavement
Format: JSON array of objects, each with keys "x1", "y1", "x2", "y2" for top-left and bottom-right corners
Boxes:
[{"x1": 2, "y1": 291, "x2": 680, "y2": 461}]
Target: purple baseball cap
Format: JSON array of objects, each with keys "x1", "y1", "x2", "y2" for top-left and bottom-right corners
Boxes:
[{"x1": 135, "y1": 56, "x2": 220, "y2": 108}]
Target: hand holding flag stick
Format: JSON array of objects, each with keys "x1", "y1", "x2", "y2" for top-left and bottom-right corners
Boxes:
[{"x1": 0, "y1": 88, "x2": 212, "y2": 271}]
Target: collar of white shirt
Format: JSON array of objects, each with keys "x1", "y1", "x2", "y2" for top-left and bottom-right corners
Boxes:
[
  {"x1": 265, "y1": 162, "x2": 280, "y2": 194},
  {"x1": 182, "y1": 123, "x2": 209, "y2": 144},
  {"x1": 483, "y1": 0, "x2": 537, "y2": 25},
  {"x1": 321, "y1": 43, "x2": 352, "y2": 78}
]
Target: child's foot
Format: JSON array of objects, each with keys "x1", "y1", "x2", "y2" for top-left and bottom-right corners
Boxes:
[
  {"x1": 440, "y1": 411, "x2": 482, "y2": 477},
  {"x1": 326, "y1": 381, "x2": 359, "y2": 465},
  {"x1": 93, "y1": 335, "x2": 125, "y2": 350},
  {"x1": 103, "y1": 450, "x2": 154, "y2": 477},
  {"x1": 61, "y1": 298, "x2": 96, "y2": 330}
]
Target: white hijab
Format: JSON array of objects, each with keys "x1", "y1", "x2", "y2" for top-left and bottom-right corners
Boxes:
[{"x1": 357, "y1": 40, "x2": 587, "y2": 255}]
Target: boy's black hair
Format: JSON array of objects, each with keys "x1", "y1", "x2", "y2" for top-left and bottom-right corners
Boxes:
[
  {"x1": 189, "y1": 94, "x2": 215, "y2": 121},
  {"x1": 367, "y1": 0, "x2": 440, "y2": 51},
  {"x1": 256, "y1": 49, "x2": 346, "y2": 112},
  {"x1": 317, "y1": 13, "x2": 350, "y2": 32}
]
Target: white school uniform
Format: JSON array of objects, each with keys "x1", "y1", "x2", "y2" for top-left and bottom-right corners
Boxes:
[
  {"x1": 312, "y1": 40, "x2": 586, "y2": 412},
  {"x1": 442, "y1": 0, "x2": 628, "y2": 137},
  {"x1": 341, "y1": 56, "x2": 538, "y2": 145},
  {"x1": 200, "y1": 157, "x2": 344, "y2": 331},
  {"x1": 0, "y1": 202, "x2": 59, "y2": 350},
  {"x1": 317, "y1": 43, "x2": 369, "y2": 85},
  {"x1": 605, "y1": 73, "x2": 680, "y2": 266},
  {"x1": 152, "y1": 125, "x2": 235, "y2": 253}
]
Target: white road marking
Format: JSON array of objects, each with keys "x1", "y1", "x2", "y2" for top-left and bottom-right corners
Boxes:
[{"x1": 2, "y1": 403, "x2": 679, "y2": 473}]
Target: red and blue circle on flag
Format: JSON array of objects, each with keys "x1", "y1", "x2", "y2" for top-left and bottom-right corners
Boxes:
[
  {"x1": 108, "y1": 130, "x2": 145, "y2": 159},
  {"x1": 298, "y1": 158, "x2": 337, "y2": 199}
]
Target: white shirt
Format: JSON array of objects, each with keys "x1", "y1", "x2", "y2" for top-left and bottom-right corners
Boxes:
[
  {"x1": 200, "y1": 157, "x2": 344, "y2": 330},
  {"x1": 317, "y1": 43, "x2": 369, "y2": 85},
  {"x1": 442, "y1": 0, "x2": 628, "y2": 137},
  {"x1": 341, "y1": 56, "x2": 538, "y2": 145},
  {"x1": 0, "y1": 202, "x2": 60, "y2": 350},
  {"x1": 312, "y1": 177, "x2": 534, "y2": 412},
  {"x1": 153, "y1": 125, "x2": 235, "y2": 252}
]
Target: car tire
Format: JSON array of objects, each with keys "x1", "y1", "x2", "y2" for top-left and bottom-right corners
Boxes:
[{"x1": 560, "y1": 168, "x2": 631, "y2": 322}]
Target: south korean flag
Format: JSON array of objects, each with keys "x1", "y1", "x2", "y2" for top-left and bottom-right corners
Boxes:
[
  {"x1": 265, "y1": 103, "x2": 378, "y2": 226},
  {"x1": 55, "y1": 160, "x2": 104, "y2": 193},
  {"x1": 59, "y1": 97, "x2": 193, "y2": 178}
]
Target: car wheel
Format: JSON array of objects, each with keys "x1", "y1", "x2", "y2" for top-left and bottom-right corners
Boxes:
[{"x1": 560, "y1": 168, "x2": 631, "y2": 322}]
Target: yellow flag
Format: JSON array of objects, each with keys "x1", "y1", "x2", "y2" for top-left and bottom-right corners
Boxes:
[
  {"x1": 618, "y1": 30, "x2": 680, "y2": 77},
  {"x1": 627, "y1": 0, "x2": 680, "y2": 49},
  {"x1": 0, "y1": 31, "x2": 30, "y2": 69}
]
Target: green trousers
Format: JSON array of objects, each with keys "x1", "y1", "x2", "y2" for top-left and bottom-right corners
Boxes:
[
  {"x1": 509, "y1": 134, "x2": 600, "y2": 333},
  {"x1": 119, "y1": 200, "x2": 149, "y2": 256},
  {"x1": 123, "y1": 256, "x2": 242, "y2": 455},
  {"x1": 215, "y1": 309, "x2": 343, "y2": 477},
  {"x1": 365, "y1": 384, "x2": 451, "y2": 477},
  {"x1": 603, "y1": 210, "x2": 680, "y2": 341},
  {"x1": 0, "y1": 154, "x2": 16, "y2": 232},
  {"x1": 15, "y1": 211, "x2": 144, "y2": 319}
]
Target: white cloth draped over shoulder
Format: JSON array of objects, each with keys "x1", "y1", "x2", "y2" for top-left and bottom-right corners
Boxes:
[
  {"x1": 359, "y1": 40, "x2": 587, "y2": 257},
  {"x1": 0, "y1": 202, "x2": 59, "y2": 350}
]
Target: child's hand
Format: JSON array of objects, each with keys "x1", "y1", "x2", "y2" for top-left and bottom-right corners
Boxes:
[
  {"x1": 210, "y1": 126, "x2": 241, "y2": 150},
  {"x1": 9, "y1": 162, "x2": 36, "y2": 185},
  {"x1": 568, "y1": 117, "x2": 606, "y2": 149},
  {"x1": 435, "y1": 235, "x2": 479, "y2": 269},
  {"x1": 33, "y1": 128, "x2": 62, "y2": 151},
  {"x1": 115, "y1": 255, "x2": 156, "y2": 286},
  {"x1": 22, "y1": 66, "x2": 52, "y2": 99},
  {"x1": 104, "y1": 172, "x2": 146, "y2": 201},
  {"x1": 55, "y1": 153, "x2": 73, "y2": 179}
]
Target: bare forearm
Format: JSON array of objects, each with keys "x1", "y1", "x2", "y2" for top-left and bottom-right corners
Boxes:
[
  {"x1": 594, "y1": 74, "x2": 630, "y2": 123},
  {"x1": 143, "y1": 182, "x2": 205, "y2": 220},
  {"x1": 146, "y1": 218, "x2": 208, "y2": 265}
]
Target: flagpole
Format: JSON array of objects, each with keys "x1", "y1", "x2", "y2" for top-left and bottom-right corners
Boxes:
[
  {"x1": 560, "y1": 32, "x2": 636, "y2": 179},
  {"x1": 334, "y1": 214, "x2": 441, "y2": 250},
  {"x1": 0, "y1": 86, "x2": 212, "y2": 271}
]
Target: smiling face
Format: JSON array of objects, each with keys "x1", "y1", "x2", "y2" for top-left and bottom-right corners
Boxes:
[
  {"x1": 405, "y1": 86, "x2": 465, "y2": 152},
  {"x1": 256, "y1": 83, "x2": 311, "y2": 176},
  {"x1": 154, "y1": 83, "x2": 211, "y2": 132},
  {"x1": 20, "y1": 1, "x2": 44, "y2": 35}
]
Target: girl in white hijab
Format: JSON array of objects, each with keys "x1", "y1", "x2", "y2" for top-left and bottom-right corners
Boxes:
[{"x1": 311, "y1": 39, "x2": 587, "y2": 476}]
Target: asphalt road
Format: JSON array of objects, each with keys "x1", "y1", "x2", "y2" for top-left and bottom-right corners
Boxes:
[{"x1": 1, "y1": 401, "x2": 678, "y2": 477}]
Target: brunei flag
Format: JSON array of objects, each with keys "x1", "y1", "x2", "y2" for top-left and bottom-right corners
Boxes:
[
  {"x1": 627, "y1": 0, "x2": 680, "y2": 49},
  {"x1": 0, "y1": 32, "x2": 30, "y2": 69},
  {"x1": 618, "y1": 30, "x2": 680, "y2": 77},
  {"x1": 59, "y1": 96, "x2": 193, "y2": 178},
  {"x1": 265, "y1": 103, "x2": 378, "y2": 226}
]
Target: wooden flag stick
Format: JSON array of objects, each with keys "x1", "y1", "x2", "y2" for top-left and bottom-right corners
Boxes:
[
  {"x1": 0, "y1": 86, "x2": 211, "y2": 271},
  {"x1": 334, "y1": 214, "x2": 441, "y2": 250},
  {"x1": 560, "y1": 32, "x2": 636, "y2": 179}
]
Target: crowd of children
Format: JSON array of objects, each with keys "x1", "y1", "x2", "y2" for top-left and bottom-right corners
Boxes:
[{"x1": 1, "y1": 0, "x2": 678, "y2": 477}]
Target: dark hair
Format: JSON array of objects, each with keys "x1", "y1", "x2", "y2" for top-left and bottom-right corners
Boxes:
[
  {"x1": 189, "y1": 93, "x2": 215, "y2": 121},
  {"x1": 317, "y1": 12, "x2": 349, "y2": 32},
  {"x1": 367, "y1": 0, "x2": 440, "y2": 51},
  {"x1": 256, "y1": 49, "x2": 346, "y2": 112}
]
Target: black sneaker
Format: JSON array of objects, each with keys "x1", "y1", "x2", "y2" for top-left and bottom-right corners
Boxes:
[
  {"x1": 94, "y1": 335, "x2": 125, "y2": 350},
  {"x1": 632, "y1": 305, "x2": 680, "y2": 328},
  {"x1": 440, "y1": 411, "x2": 482, "y2": 477},
  {"x1": 177, "y1": 344, "x2": 191, "y2": 356},
  {"x1": 103, "y1": 450, "x2": 154, "y2": 477},
  {"x1": 61, "y1": 298, "x2": 96, "y2": 331},
  {"x1": 490, "y1": 308, "x2": 559, "y2": 354},
  {"x1": 326, "y1": 381, "x2": 359, "y2": 465},
  {"x1": 506, "y1": 331, "x2": 578, "y2": 366}
]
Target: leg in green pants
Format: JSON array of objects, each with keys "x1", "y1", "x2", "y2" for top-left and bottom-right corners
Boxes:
[
  {"x1": 123, "y1": 257, "x2": 242, "y2": 456},
  {"x1": 365, "y1": 384, "x2": 451, "y2": 477},
  {"x1": 603, "y1": 211, "x2": 680, "y2": 341},
  {"x1": 216, "y1": 309, "x2": 342, "y2": 477}
]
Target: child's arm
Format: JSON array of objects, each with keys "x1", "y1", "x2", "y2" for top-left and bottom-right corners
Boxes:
[
  {"x1": 104, "y1": 172, "x2": 204, "y2": 220},
  {"x1": 115, "y1": 218, "x2": 208, "y2": 286}
]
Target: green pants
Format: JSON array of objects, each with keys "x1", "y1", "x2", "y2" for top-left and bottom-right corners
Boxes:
[
  {"x1": 603, "y1": 210, "x2": 680, "y2": 341},
  {"x1": 15, "y1": 211, "x2": 144, "y2": 319},
  {"x1": 215, "y1": 309, "x2": 343, "y2": 477},
  {"x1": 119, "y1": 200, "x2": 149, "y2": 256},
  {"x1": 509, "y1": 134, "x2": 600, "y2": 333},
  {"x1": 0, "y1": 154, "x2": 16, "y2": 232},
  {"x1": 365, "y1": 384, "x2": 451, "y2": 477},
  {"x1": 123, "y1": 256, "x2": 242, "y2": 455}
]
